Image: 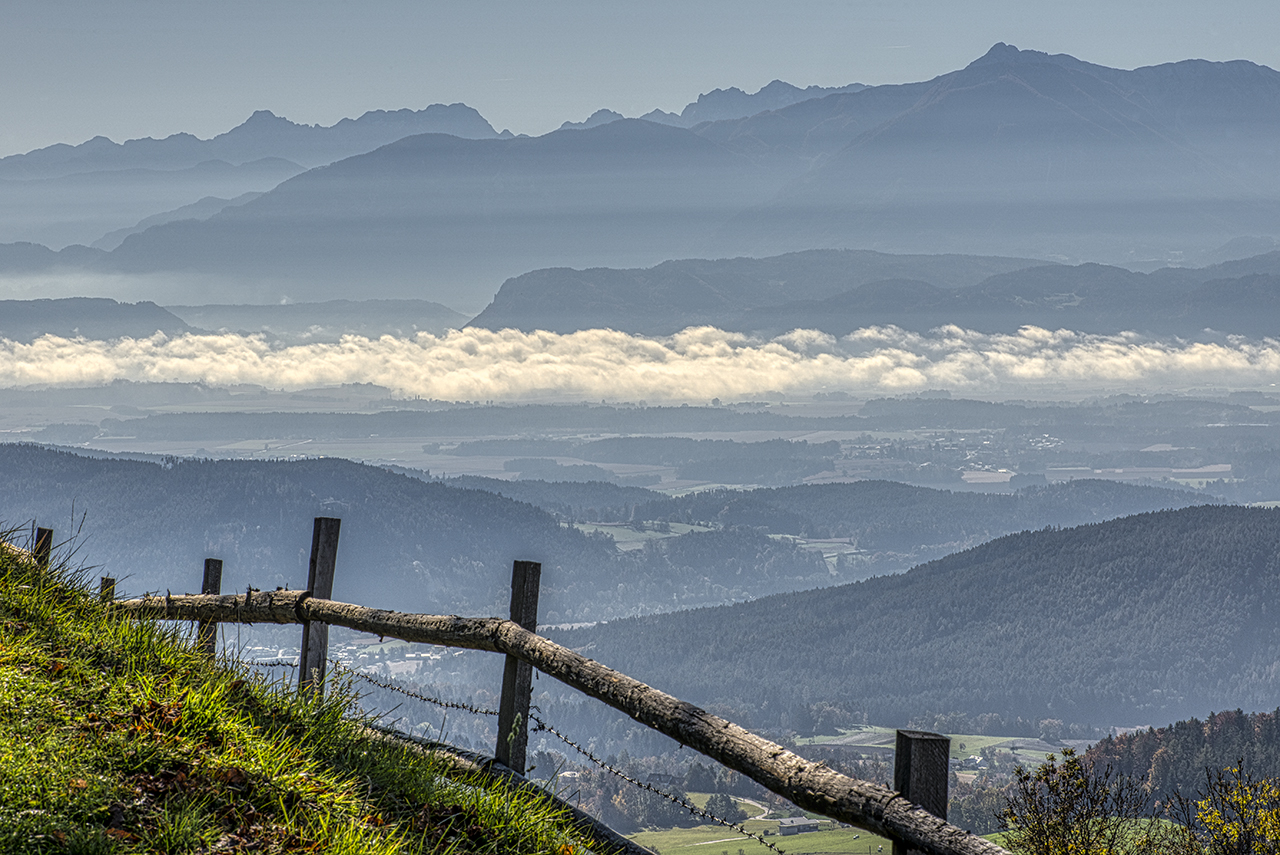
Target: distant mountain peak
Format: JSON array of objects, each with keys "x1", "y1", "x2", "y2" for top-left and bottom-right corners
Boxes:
[
  {"x1": 239, "y1": 109, "x2": 293, "y2": 127},
  {"x1": 968, "y1": 42, "x2": 1051, "y2": 67},
  {"x1": 674, "y1": 78, "x2": 866, "y2": 126},
  {"x1": 558, "y1": 109, "x2": 625, "y2": 131}
]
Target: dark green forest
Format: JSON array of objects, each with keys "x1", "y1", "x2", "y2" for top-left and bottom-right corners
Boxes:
[{"x1": 554, "y1": 505, "x2": 1280, "y2": 728}]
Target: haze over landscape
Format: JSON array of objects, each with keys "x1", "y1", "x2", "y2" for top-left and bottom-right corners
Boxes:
[{"x1": 6, "y1": 3, "x2": 1280, "y2": 849}]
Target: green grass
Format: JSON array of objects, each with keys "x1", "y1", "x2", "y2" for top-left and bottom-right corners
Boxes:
[
  {"x1": 572, "y1": 522, "x2": 716, "y2": 550},
  {"x1": 796, "y1": 726, "x2": 1039, "y2": 761},
  {"x1": 0, "y1": 536, "x2": 613, "y2": 854},
  {"x1": 680, "y1": 793, "x2": 757, "y2": 815}
]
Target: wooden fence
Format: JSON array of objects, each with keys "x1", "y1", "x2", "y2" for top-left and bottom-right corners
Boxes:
[{"x1": 24, "y1": 518, "x2": 1011, "y2": 855}]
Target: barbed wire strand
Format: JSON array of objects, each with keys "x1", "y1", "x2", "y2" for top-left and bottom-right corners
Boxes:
[
  {"x1": 330, "y1": 659, "x2": 501, "y2": 718},
  {"x1": 525, "y1": 707, "x2": 783, "y2": 854},
  {"x1": 327, "y1": 658, "x2": 783, "y2": 854}
]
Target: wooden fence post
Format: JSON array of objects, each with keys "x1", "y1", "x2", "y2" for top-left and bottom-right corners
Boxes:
[
  {"x1": 893, "y1": 729, "x2": 951, "y2": 855},
  {"x1": 495, "y1": 560, "x2": 541, "y2": 773},
  {"x1": 196, "y1": 558, "x2": 223, "y2": 658},
  {"x1": 33, "y1": 527, "x2": 53, "y2": 569},
  {"x1": 298, "y1": 517, "x2": 341, "y2": 693},
  {"x1": 99, "y1": 576, "x2": 116, "y2": 601}
]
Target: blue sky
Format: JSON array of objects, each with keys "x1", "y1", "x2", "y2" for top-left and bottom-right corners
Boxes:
[{"x1": 2, "y1": 0, "x2": 1277, "y2": 156}]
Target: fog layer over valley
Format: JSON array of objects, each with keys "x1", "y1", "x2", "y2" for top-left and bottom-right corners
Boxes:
[{"x1": 7, "y1": 323, "x2": 1280, "y2": 401}]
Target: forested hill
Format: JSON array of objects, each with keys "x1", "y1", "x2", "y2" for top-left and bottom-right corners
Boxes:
[
  {"x1": 554, "y1": 505, "x2": 1280, "y2": 729},
  {"x1": 0, "y1": 444, "x2": 828, "y2": 621},
  {"x1": 629, "y1": 479, "x2": 1203, "y2": 547},
  {"x1": 417, "y1": 474, "x2": 1202, "y2": 578},
  {"x1": 0, "y1": 443, "x2": 610, "y2": 619},
  {"x1": 1086, "y1": 708, "x2": 1280, "y2": 799}
]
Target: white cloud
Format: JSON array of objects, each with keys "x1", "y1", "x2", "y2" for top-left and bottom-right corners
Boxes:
[{"x1": 2, "y1": 325, "x2": 1279, "y2": 400}]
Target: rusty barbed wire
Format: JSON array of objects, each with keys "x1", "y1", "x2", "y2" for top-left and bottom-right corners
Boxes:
[
  {"x1": 526, "y1": 708, "x2": 784, "y2": 854},
  {"x1": 321, "y1": 658, "x2": 783, "y2": 853},
  {"x1": 329, "y1": 658, "x2": 500, "y2": 718}
]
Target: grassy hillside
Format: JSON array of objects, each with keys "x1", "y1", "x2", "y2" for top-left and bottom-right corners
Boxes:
[
  {"x1": 0, "y1": 538, "x2": 604, "y2": 854},
  {"x1": 554, "y1": 505, "x2": 1280, "y2": 729}
]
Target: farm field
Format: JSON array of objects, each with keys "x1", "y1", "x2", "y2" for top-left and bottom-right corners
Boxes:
[
  {"x1": 631, "y1": 819, "x2": 889, "y2": 855},
  {"x1": 628, "y1": 794, "x2": 891, "y2": 855},
  {"x1": 573, "y1": 521, "x2": 718, "y2": 549},
  {"x1": 796, "y1": 725, "x2": 1086, "y2": 767}
]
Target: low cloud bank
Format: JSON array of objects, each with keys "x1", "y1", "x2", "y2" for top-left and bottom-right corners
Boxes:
[{"x1": 2, "y1": 326, "x2": 1278, "y2": 400}]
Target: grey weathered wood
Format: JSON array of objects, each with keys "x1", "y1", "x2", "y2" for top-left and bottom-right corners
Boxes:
[
  {"x1": 99, "y1": 576, "x2": 116, "y2": 601},
  {"x1": 113, "y1": 590, "x2": 1008, "y2": 855},
  {"x1": 298, "y1": 517, "x2": 340, "y2": 693},
  {"x1": 33, "y1": 527, "x2": 52, "y2": 569},
  {"x1": 894, "y1": 729, "x2": 952, "y2": 855},
  {"x1": 118, "y1": 589, "x2": 307, "y2": 624},
  {"x1": 496, "y1": 560, "x2": 541, "y2": 773},
  {"x1": 196, "y1": 558, "x2": 224, "y2": 658}
]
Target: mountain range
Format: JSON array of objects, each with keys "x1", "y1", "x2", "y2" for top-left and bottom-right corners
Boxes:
[
  {"x1": 0, "y1": 80, "x2": 865, "y2": 251},
  {"x1": 0, "y1": 297, "x2": 465, "y2": 344},
  {"x1": 469, "y1": 248, "x2": 1280, "y2": 336},
  {"x1": 4, "y1": 44, "x2": 1280, "y2": 306},
  {"x1": 0, "y1": 105, "x2": 505, "y2": 180}
]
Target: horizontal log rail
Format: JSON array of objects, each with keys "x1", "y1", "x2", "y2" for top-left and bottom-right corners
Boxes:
[{"x1": 119, "y1": 590, "x2": 1008, "y2": 855}]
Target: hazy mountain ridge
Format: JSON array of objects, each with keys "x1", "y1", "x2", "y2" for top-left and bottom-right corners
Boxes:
[
  {"x1": 634, "y1": 78, "x2": 867, "y2": 128},
  {"x1": 724, "y1": 44, "x2": 1280, "y2": 259},
  {"x1": 93, "y1": 121, "x2": 777, "y2": 302},
  {"x1": 91, "y1": 192, "x2": 264, "y2": 251},
  {"x1": 0, "y1": 157, "x2": 305, "y2": 249},
  {"x1": 0, "y1": 104, "x2": 503, "y2": 180},
  {"x1": 3, "y1": 44, "x2": 1280, "y2": 302},
  {"x1": 468, "y1": 249, "x2": 1280, "y2": 336},
  {"x1": 0, "y1": 296, "x2": 465, "y2": 344},
  {"x1": 467, "y1": 249, "x2": 1049, "y2": 334},
  {"x1": 0, "y1": 297, "x2": 193, "y2": 342},
  {"x1": 4, "y1": 44, "x2": 1280, "y2": 301}
]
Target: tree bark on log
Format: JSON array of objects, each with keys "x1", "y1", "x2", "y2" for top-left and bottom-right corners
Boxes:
[{"x1": 115, "y1": 592, "x2": 1009, "y2": 855}]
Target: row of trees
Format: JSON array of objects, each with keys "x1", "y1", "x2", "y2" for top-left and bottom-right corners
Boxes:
[{"x1": 1001, "y1": 749, "x2": 1280, "y2": 854}]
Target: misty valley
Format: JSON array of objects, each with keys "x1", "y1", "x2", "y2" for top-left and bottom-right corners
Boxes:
[{"x1": 8, "y1": 36, "x2": 1280, "y2": 855}]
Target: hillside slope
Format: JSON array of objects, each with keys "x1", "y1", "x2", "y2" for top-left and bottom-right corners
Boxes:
[
  {"x1": 555, "y1": 505, "x2": 1280, "y2": 728},
  {"x1": 0, "y1": 538, "x2": 593, "y2": 853},
  {"x1": 0, "y1": 444, "x2": 825, "y2": 621}
]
